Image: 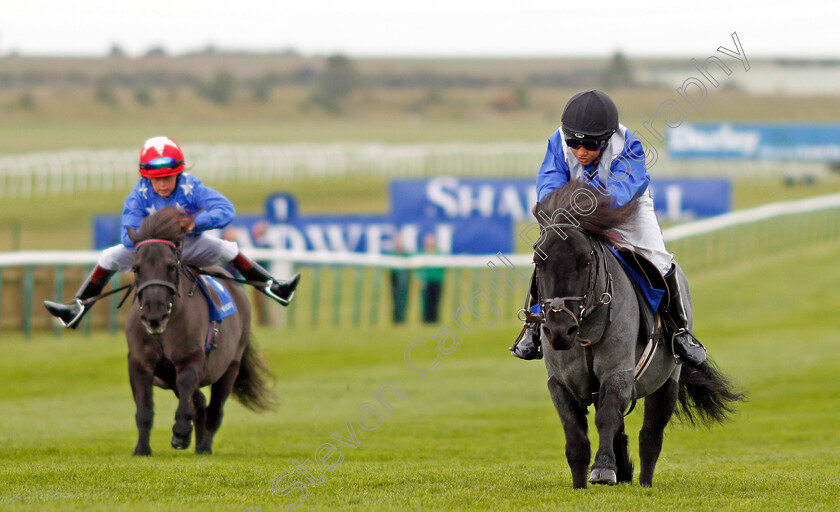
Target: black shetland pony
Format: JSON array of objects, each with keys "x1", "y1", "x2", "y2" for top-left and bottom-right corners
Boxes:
[
  {"x1": 534, "y1": 180, "x2": 744, "y2": 488},
  {"x1": 125, "y1": 207, "x2": 274, "y2": 455}
]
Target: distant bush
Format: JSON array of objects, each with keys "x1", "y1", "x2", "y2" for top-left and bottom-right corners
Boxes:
[
  {"x1": 144, "y1": 45, "x2": 167, "y2": 57},
  {"x1": 601, "y1": 51, "x2": 635, "y2": 88},
  {"x1": 134, "y1": 86, "x2": 153, "y2": 106},
  {"x1": 406, "y1": 87, "x2": 444, "y2": 113},
  {"x1": 109, "y1": 44, "x2": 126, "y2": 58},
  {"x1": 250, "y1": 75, "x2": 272, "y2": 103},
  {"x1": 17, "y1": 92, "x2": 36, "y2": 110},
  {"x1": 94, "y1": 76, "x2": 118, "y2": 105},
  {"x1": 196, "y1": 70, "x2": 237, "y2": 105},
  {"x1": 309, "y1": 54, "x2": 358, "y2": 113},
  {"x1": 491, "y1": 80, "x2": 530, "y2": 112}
]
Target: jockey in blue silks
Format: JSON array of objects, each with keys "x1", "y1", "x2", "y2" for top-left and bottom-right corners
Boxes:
[
  {"x1": 510, "y1": 90, "x2": 705, "y2": 365},
  {"x1": 44, "y1": 136, "x2": 300, "y2": 329}
]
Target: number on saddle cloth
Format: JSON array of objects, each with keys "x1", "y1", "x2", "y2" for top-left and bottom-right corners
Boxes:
[{"x1": 193, "y1": 274, "x2": 238, "y2": 322}]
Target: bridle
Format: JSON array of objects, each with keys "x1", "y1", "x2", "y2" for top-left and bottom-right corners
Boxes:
[
  {"x1": 533, "y1": 224, "x2": 613, "y2": 346},
  {"x1": 133, "y1": 238, "x2": 182, "y2": 313}
]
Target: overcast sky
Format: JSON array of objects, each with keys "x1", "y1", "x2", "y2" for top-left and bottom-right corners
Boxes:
[{"x1": 1, "y1": 1, "x2": 837, "y2": 58}]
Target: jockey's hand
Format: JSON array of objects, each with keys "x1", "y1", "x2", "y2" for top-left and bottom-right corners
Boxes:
[{"x1": 178, "y1": 213, "x2": 196, "y2": 233}]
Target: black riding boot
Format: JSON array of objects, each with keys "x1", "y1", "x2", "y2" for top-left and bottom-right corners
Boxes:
[
  {"x1": 43, "y1": 265, "x2": 115, "y2": 329},
  {"x1": 664, "y1": 265, "x2": 706, "y2": 365},
  {"x1": 231, "y1": 253, "x2": 300, "y2": 306},
  {"x1": 510, "y1": 269, "x2": 542, "y2": 360}
]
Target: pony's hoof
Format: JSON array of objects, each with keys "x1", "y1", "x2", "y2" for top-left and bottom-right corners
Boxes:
[
  {"x1": 589, "y1": 468, "x2": 617, "y2": 485},
  {"x1": 132, "y1": 446, "x2": 152, "y2": 456},
  {"x1": 171, "y1": 433, "x2": 191, "y2": 450}
]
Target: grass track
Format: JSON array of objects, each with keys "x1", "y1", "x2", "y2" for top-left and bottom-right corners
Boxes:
[{"x1": 1, "y1": 241, "x2": 839, "y2": 511}]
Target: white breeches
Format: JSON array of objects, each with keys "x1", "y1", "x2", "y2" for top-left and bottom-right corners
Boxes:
[
  {"x1": 611, "y1": 191, "x2": 674, "y2": 276},
  {"x1": 98, "y1": 234, "x2": 240, "y2": 272}
]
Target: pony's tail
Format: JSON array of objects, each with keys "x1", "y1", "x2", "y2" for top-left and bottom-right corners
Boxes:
[
  {"x1": 233, "y1": 341, "x2": 277, "y2": 412},
  {"x1": 676, "y1": 357, "x2": 746, "y2": 427}
]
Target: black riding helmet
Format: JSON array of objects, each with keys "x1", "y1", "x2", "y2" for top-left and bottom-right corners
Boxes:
[{"x1": 561, "y1": 90, "x2": 619, "y2": 142}]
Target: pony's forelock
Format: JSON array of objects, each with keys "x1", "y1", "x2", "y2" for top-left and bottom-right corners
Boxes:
[
  {"x1": 136, "y1": 207, "x2": 184, "y2": 244},
  {"x1": 534, "y1": 180, "x2": 638, "y2": 244}
]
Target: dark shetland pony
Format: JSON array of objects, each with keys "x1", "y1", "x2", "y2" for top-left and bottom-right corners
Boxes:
[
  {"x1": 125, "y1": 207, "x2": 274, "y2": 456},
  {"x1": 533, "y1": 180, "x2": 744, "y2": 488}
]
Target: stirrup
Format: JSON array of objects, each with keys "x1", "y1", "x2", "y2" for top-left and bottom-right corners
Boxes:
[
  {"x1": 510, "y1": 323, "x2": 542, "y2": 360},
  {"x1": 264, "y1": 279, "x2": 294, "y2": 306},
  {"x1": 670, "y1": 328, "x2": 706, "y2": 365},
  {"x1": 44, "y1": 298, "x2": 86, "y2": 329}
]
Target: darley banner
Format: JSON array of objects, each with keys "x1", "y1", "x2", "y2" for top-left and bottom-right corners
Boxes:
[{"x1": 668, "y1": 123, "x2": 840, "y2": 161}]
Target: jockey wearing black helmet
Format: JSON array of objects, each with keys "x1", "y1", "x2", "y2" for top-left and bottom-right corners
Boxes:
[
  {"x1": 561, "y1": 89, "x2": 618, "y2": 144},
  {"x1": 510, "y1": 90, "x2": 706, "y2": 366}
]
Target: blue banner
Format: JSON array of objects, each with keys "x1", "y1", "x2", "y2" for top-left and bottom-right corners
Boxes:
[
  {"x1": 227, "y1": 215, "x2": 513, "y2": 255},
  {"x1": 391, "y1": 177, "x2": 538, "y2": 221},
  {"x1": 668, "y1": 123, "x2": 840, "y2": 161},
  {"x1": 648, "y1": 179, "x2": 731, "y2": 221},
  {"x1": 94, "y1": 214, "x2": 513, "y2": 255},
  {"x1": 94, "y1": 177, "x2": 724, "y2": 252},
  {"x1": 390, "y1": 177, "x2": 729, "y2": 222}
]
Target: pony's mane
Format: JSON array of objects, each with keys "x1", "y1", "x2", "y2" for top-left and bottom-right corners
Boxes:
[
  {"x1": 136, "y1": 207, "x2": 184, "y2": 244},
  {"x1": 533, "y1": 179, "x2": 639, "y2": 244}
]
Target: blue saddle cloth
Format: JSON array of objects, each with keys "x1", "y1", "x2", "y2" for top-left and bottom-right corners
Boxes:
[
  {"x1": 606, "y1": 247, "x2": 665, "y2": 314},
  {"x1": 193, "y1": 274, "x2": 237, "y2": 322}
]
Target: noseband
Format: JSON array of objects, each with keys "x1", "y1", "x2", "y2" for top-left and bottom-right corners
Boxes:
[
  {"x1": 535, "y1": 225, "x2": 613, "y2": 346},
  {"x1": 133, "y1": 238, "x2": 182, "y2": 312}
]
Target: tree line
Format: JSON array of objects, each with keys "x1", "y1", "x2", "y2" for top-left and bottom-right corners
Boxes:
[{"x1": 1, "y1": 52, "x2": 636, "y2": 113}]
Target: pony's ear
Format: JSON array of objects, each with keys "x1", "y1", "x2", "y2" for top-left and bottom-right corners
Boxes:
[{"x1": 126, "y1": 227, "x2": 142, "y2": 246}]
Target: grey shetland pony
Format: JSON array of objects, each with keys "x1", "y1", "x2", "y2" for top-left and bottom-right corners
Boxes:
[
  {"x1": 533, "y1": 180, "x2": 743, "y2": 488},
  {"x1": 125, "y1": 207, "x2": 274, "y2": 456}
]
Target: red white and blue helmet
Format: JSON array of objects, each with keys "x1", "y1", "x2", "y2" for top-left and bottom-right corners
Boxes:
[{"x1": 138, "y1": 136, "x2": 185, "y2": 178}]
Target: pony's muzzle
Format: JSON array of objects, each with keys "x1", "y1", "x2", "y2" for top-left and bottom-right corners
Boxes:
[
  {"x1": 140, "y1": 302, "x2": 172, "y2": 335},
  {"x1": 542, "y1": 322, "x2": 575, "y2": 351}
]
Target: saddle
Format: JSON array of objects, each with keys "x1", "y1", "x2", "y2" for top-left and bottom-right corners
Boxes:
[
  {"x1": 186, "y1": 266, "x2": 238, "y2": 322},
  {"x1": 185, "y1": 266, "x2": 238, "y2": 353}
]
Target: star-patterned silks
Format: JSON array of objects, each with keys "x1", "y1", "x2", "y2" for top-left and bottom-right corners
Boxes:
[
  {"x1": 137, "y1": 183, "x2": 148, "y2": 199},
  {"x1": 145, "y1": 204, "x2": 158, "y2": 216},
  {"x1": 179, "y1": 180, "x2": 194, "y2": 196}
]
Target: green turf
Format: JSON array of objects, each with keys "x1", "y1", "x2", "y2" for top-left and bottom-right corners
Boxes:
[{"x1": 1, "y1": 239, "x2": 839, "y2": 511}]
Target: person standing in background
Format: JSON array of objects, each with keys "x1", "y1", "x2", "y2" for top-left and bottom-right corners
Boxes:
[
  {"x1": 388, "y1": 233, "x2": 412, "y2": 324},
  {"x1": 419, "y1": 233, "x2": 445, "y2": 324}
]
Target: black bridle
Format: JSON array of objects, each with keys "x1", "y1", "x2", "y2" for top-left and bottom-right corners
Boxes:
[
  {"x1": 133, "y1": 238, "x2": 182, "y2": 313},
  {"x1": 534, "y1": 224, "x2": 613, "y2": 347}
]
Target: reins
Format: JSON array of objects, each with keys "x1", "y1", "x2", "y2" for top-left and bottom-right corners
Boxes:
[
  {"x1": 189, "y1": 267, "x2": 267, "y2": 289},
  {"x1": 82, "y1": 248, "x2": 254, "y2": 314}
]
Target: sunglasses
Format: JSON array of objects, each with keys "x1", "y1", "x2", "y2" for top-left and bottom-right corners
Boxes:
[
  {"x1": 140, "y1": 157, "x2": 184, "y2": 170},
  {"x1": 565, "y1": 139, "x2": 608, "y2": 151}
]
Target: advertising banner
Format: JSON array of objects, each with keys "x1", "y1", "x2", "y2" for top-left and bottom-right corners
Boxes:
[{"x1": 668, "y1": 123, "x2": 840, "y2": 161}]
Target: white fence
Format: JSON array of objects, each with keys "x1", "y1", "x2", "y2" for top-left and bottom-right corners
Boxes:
[
  {"x1": 0, "y1": 142, "x2": 830, "y2": 200},
  {"x1": 0, "y1": 143, "x2": 544, "y2": 199}
]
